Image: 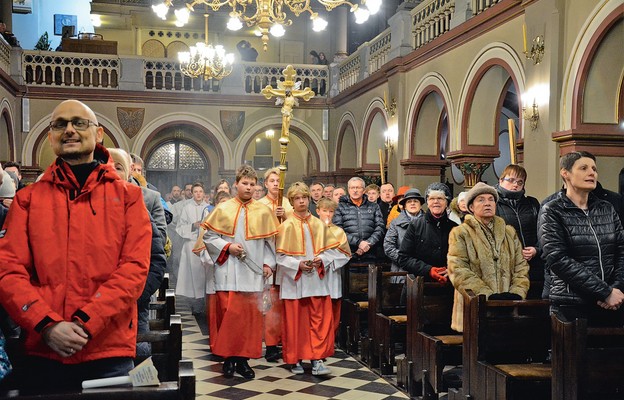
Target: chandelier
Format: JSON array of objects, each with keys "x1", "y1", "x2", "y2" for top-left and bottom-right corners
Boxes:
[
  {"x1": 152, "y1": 0, "x2": 382, "y2": 51},
  {"x1": 176, "y1": 11, "x2": 235, "y2": 80}
]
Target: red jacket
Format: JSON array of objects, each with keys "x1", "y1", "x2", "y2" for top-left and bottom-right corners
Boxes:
[{"x1": 0, "y1": 145, "x2": 151, "y2": 363}]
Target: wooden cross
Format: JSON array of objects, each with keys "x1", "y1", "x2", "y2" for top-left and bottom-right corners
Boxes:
[{"x1": 261, "y1": 65, "x2": 315, "y2": 210}]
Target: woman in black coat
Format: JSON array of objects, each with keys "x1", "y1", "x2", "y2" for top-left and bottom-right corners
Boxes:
[
  {"x1": 495, "y1": 164, "x2": 545, "y2": 296},
  {"x1": 539, "y1": 151, "x2": 624, "y2": 326}
]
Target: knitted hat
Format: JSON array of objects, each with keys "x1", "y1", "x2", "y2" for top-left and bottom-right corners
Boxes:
[
  {"x1": 425, "y1": 182, "x2": 452, "y2": 201},
  {"x1": 0, "y1": 171, "x2": 16, "y2": 199},
  {"x1": 465, "y1": 182, "x2": 499, "y2": 210},
  {"x1": 457, "y1": 191, "x2": 468, "y2": 203},
  {"x1": 391, "y1": 185, "x2": 410, "y2": 204},
  {"x1": 399, "y1": 188, "x2": 425, "y2": 206}
]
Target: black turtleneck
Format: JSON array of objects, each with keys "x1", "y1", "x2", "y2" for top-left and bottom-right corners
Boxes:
[{"x1": 69, "y1": 161, "x2": 98, "y2": 190}]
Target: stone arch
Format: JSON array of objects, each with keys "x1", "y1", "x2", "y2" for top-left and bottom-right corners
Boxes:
[
  {"x1": 133, "y1": 112, "x2": 231, "y2": 170},
  {"x1": 565, "y1": 2, "x2": 623, "y2": 130},
  {"x1": 0, "y1": 99, "x2": 15, "y2": 162},
  {"x1": 234, "y1": 115, "x2": 327, "y2": 173},
  {"x1": 142, "y1": 39, "x2": 165, "y2": 58},
  {"x1": 361, "y1": 99, "x2": 388, "y2": 170},
  {"x1": 456, "y1": 42, "x2": 526, "y2": 153},
  {"x1": 405, "y1": 73, "x2": 454, "y2": 161},
  {"x1": 402, "y1": 74, "x2": 453, "y2": 177},
  {"x1": 335, "y1": 113, "x2": 358, "y2": 170},
  {"x1": 166, "y1": 41, "x2": 189, "y2": 59}
]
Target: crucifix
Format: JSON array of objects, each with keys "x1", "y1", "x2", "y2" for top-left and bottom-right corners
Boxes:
[{"x1": 261, "y1": 65, "x2": 315, "y2": 218}]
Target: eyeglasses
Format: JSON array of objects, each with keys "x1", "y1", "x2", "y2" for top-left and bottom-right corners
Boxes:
[
  {"x1": 427, "y1": 196, "x2": 446, "y2": 202},
  {"x1": 502, "y1": 177, "x2": 525, "y2": 186},
  {"x1": 49, "y1": 118, "x2": 98, "y2": 131},
  {"x1": 348, "y1": 187, "x2": 363, "y2": 190}
]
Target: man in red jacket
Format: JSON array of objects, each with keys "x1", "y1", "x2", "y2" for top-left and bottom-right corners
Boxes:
[{"x1": 0, "y1": 99, "x2": 152, "y2": 391}]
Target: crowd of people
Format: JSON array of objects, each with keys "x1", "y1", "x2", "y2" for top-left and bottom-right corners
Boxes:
[{"x1": 0, "y1": 99, "x2": 622, "y2": 391}]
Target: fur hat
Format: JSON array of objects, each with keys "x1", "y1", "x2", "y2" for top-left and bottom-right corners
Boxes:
[
  {"x1": 465, "y1": 182, "x2": 499, "y2": 210},
  {"x1": 0, "y1": 171, "x2": 16, "y2": 199},
  {"x1": 425, "y1": 182, "x2": 452, "y2": 201},
  {"x1": 399, "y1": 188, "x2": 425, "y2": 206}
]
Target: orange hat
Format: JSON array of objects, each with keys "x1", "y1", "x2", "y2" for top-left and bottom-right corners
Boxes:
[{"x1": 391, "y1": 185, "x2": 410, "y2": 204}]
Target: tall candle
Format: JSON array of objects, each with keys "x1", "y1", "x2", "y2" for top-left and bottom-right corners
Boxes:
[
  {"x1": 508, "y1": 118, "x2": 517, "y2": 165},
  {"x1": 522, "y1": 24, "x2": 527, "y2": 53}
]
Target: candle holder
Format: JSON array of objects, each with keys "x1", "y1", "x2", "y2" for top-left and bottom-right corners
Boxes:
[
  {"x1": 524, "y1": 35, "x2": 545, "y2": 65},
  {"x1": 522, "y1": 99, "x2": 540, "y2": 130}
]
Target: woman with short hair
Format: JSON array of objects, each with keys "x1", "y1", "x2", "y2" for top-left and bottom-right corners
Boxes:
[{"x1": 539, "y1": 151, "x2": 624, "y2": 326}]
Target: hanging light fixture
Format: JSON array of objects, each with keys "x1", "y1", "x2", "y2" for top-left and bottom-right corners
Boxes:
[
  {"x1": 177, "y1": 9, "x2": 235, "y2": 80},
  {"x1": 152, "y1": 0, "x2": 382, "y2": 51}
]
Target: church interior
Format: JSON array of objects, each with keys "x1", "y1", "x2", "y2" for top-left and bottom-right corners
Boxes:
[{"x1": 0, "y1": 0, "x2": 623, "y2": 399}]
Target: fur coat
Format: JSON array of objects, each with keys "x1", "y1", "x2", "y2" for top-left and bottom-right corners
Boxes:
[{"x1": 447, "y1": 214, "x2": 530, "y2": 332}]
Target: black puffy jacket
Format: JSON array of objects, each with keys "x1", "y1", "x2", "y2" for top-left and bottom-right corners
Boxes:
[
  {"x1": 334, "y1": 194, "x2": 385, "y2": 259},
  {"x1": 496, "y1": 186, "x2": 544, "y2": 280},
  {"x1": 538, "y1": 192, "x2": 624, "y2": 305},
  {"x1": 397, "y1": 211, "x2": 457, "y2": 276}
]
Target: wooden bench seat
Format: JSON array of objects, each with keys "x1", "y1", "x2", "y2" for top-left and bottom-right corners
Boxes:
[
  {"x1": 461, "y1": 291, "x2": 551, "y2": 400},
  {"x1": 368, "y1": 266, "x2": 407, "y2": 375},
  {"x1": 0, "y1": 360, "x2": 195, "y2": 400},
  {"x1": 339, "y1": 262, "x2": 375, "y2": 355},
  {"x1": 551, "y1": 312, "x2": 624, "y2": 399},
  {"x1": 396, "y1": 274, "x2": 459, "y2": 399}
]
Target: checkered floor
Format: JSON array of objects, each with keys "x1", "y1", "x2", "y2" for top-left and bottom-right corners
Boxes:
[{"x1": 179, "y1": 306, "x2": 409, "y2": 400}]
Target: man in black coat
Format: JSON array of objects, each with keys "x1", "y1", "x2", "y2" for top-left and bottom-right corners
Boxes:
[{"x1": 333, "y1": 177, "x2": 385, "y2": 262}]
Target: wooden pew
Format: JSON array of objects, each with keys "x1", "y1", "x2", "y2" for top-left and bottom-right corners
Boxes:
[
  {"x1": 136, "y1": 314, "x2": 183, "y2": 382},
  {"x1": 0, "y1": 359, "x2": 195, "y2": 400},
  {"x1": 395, "y1": 274, "x2": 460, "y2": 398},
  {"x1": 413, "y1": 276, "x2": 462, "y2": 400},
  {"x1": 365, "y1": 264, "x2": 407, "y2": 375},
  {"x1": 551, "y1": 312, "x2": 624, "y2": 400},
  {"x1": 462, "y1": 290, "x2": 551, "y2": 400},
  {"x1": 339, "y1": 262, "x2": 371, "y2": 354},
  {"x1": 149, "y1": 289, "x2": 176, "y2": 331}
]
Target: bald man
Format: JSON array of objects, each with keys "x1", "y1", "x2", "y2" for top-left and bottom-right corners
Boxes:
[{"x1": 0, "y1": 99, "x2": 152, "y2": 391}]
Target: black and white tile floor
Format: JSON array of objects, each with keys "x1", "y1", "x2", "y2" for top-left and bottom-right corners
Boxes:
[{"x1": 179, "y1": 308, "x2": 410, "y2": 399}]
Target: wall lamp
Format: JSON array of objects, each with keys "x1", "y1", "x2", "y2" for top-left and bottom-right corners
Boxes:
[
  {"x1": 383, "y1": 91, "x2": 397, "y2": 117},
  {"x1": 522, "y1": 25, "x2": 545, "y2": 65},
  {"x1": 522, "y1": 99, "x2": 540, "y2": 130}
]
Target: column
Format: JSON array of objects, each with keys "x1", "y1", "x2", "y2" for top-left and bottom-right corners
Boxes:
[{"x1": 334, "y1": 6, "x2": 348, "y2": 61}]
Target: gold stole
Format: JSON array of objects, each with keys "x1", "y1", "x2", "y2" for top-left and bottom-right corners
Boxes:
[
  {"x1": 202, "y1": 197, "x2": 279, "y2": 239},
  {"x1": 276, "y1": 213, "x2": 341, "y2": 256},
  {"x1": 328, "y1": 224, "x2": 352, "y2": 256}
]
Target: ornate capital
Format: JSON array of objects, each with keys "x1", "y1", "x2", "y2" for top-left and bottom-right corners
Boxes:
[{"x1": 455, "y1": 162, "x2": 490, "y2": 189}]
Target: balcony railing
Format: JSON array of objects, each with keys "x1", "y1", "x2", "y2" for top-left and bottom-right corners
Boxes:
[
  {"x1": 143, "y1": 58, "x2": 221, "y2": 92},
  {"x1": 12, "y1": 0, "x2": 508, "y2": 96},
  {"x1": 412, "y1": 0, "x2": 456, "y2": 49},
  {"x1": 242, "y1": 62, "x2": 328, "y2": 96},
  {"x1": 472, "y1": 0, "x2": 503, "y2": 15},
  {"x1": 0, "y1": 36, "x2": 10, "y2": 74},
  {"x1": 339, "y1": 52, "x2": 361, "y2": 92},
  {"x1": 369, "y1": 30, "x2": 391, "y2": 75},
  {"x1": 22, "y1": 51, "x2": 119, "y2": 88}
]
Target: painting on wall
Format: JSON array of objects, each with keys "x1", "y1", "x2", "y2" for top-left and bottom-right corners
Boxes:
[
  {"x1": 13, "y1": 0, "x2": 33, "y2": 14},
  {"x1": 54, "y1": 14, "x2": 78, "y2": 36}
]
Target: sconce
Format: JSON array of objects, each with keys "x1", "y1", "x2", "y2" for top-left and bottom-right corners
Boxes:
[
  {"x1": 383, "y1": 91, "x2": 397, "y2": 117},
  {"x1": 384, "y1": 126, "x2": 398, "y2": 154},
  {"x1": 265, "y1": 129, "x2": 275, "y2": 139},
  {"x1": 522, "y1": 99, "x2": 540, "y2": 130},
  {"x1": 522, "y1": 25, "x2": 544, "y2": 65}
]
